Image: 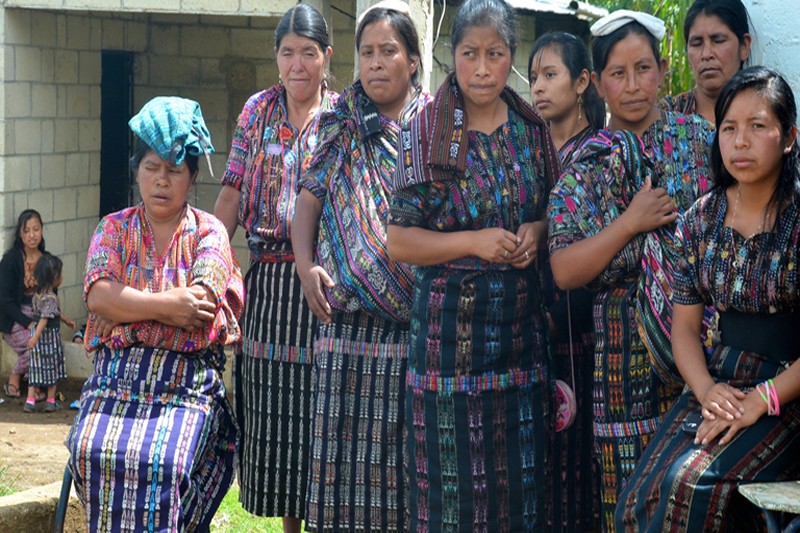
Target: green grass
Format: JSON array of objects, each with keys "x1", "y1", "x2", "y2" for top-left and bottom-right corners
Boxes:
[
  {"x1": 210, "y1": 486, "x2": 284, "y2": 532},
  {"x1": 0, "y1": 461, "x2": 17, "y2": 497}
]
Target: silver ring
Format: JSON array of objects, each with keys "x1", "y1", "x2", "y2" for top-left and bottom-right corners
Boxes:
[
  {"x1": 503, "y1": 250, "x2": 508, "y2": 259},
  {"x1": 524, "y1": 250, "x2": 530, "y2": 260}
]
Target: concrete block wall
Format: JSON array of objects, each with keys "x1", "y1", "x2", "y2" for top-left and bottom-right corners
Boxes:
[{"x1": 0, "y1": 1, "x2": 358, "y2": 372}]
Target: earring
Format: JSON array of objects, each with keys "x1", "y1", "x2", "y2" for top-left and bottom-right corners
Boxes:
[
  {"x1": 577, "y1": 94, "x2": 583, "y2": 124},
  {"x1": 785, "y1": 146, "x2": 793, "y2": 154}
]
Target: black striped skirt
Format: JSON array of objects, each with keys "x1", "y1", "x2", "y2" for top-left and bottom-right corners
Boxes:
[
  {"x1": 235, "y1": 258, "x2": 316, "y2": 518},
  {"x1": 304, "y1": 310, "x2": 409, "y2": 532}
]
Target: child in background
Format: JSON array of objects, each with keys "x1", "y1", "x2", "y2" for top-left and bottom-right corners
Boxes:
[{"x1": 24, "y1": 253, "x2": 74, "y2": 413}]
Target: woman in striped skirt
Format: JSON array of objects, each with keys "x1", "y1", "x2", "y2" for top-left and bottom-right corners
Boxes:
[
  {"x1": 388, "y1": 0, "x2": 559, "y2": 529},
  {"x1": 292, "y1": 2, "x2": 429, "y2": 530},
  {"x1": 66, "y1": 97, "x2": 244, "y2": 532},
  {"x1": 214, "y1": 5, "x2": 336, "y2": 530},
  {"x1": 617, "y1": 67, "x2": 800, "y2": 532}
]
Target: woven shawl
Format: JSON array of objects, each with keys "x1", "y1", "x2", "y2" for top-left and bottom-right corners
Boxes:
[{"x1": 395, "y1": 72, "x2": 560, "y2": 192}]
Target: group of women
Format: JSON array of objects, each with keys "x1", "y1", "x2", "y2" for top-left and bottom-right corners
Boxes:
[{"x1": 0, "y1": 0, "x2": 786, "y2": 531}]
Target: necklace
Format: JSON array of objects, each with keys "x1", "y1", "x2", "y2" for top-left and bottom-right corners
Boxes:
[{"x1": 730, "y1": 185, "x2": 768, "y2": 268}]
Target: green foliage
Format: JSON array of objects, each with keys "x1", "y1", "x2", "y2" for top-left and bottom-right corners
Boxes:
[
  {"x1": 210, "y1": 486, "x2": 284, "y2": 532},
  {"x1": 591, "y1": 0, "x2": 695, "y2": 96}
]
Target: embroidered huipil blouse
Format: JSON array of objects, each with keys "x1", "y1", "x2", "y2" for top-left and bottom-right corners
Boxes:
[
  {"x1": 221, "y1": 85, "x2": 337, "y2": 261},
  {"x1": 83, "y1": 204, "x2": 244, "y2": 352}
]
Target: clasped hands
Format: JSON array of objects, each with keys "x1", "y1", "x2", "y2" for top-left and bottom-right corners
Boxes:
[{"x1": 694, "y1": 382, "x2": 768, "y2": 446}]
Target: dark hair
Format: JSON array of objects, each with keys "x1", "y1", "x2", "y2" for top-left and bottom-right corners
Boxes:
[
  {"x1": 528, "y1": 32, "x2": 605, "y2": 130},
  {"x1": 592, "y1": 21, "x2": 661, "y2": 77},
  {"x1": 129, "y1": 136, "x2": 199, "y2": 181},
  {"x1": 33, "y1": 253, "x2": 62, "y2": 293},
  {"x1": 451, "y1": 0, "x2": 518, "y2": 58},
  {"x1": 356, "y1": 7, "x2": 423, "y2": 86},
  {"x1": 12, "y1": 209, "x2": 45, "y2": 254},
  {"x1": 684, "y1": 0, "x2": 751, "y2": 67},
  {"x1": 712, "y1": 66, "x2": 800, "y2": 225},
  {"x1": 275, "y1": 3, "x2": 331, "y2": 53}
]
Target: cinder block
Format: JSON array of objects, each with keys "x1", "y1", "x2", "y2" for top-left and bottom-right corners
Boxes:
[
  {"x1": 5, "y1": 156, "x2": 32, "y2": 191},
  {"x1": 6, "y1": 82, "x2": 32, "y2": 117},
  {"x1": 199, "y1": 58, "x2": 225, "y2": 86},
  {"x1": 30, "y1": 11, "x2": 57, "y2": 48},
  {"x1": 54, "y1": 50, "x2": 80, "y2": 84},
  {"x1": 240, "y1": 0, "x2": 296, "y2": 16},
  {"x1": 76, "y1": 185, "x2": 99, "y2": 218},
  {"x1": 45, "y1": 220, "x2": 66, "y2": 255},
  {"x1": 41, "y1": 154, "x2": 68, "y2": 190},
  {"x1": 40, "y1": 119, "x2": 55, "y2": 153},
  {"x1": 28, "y1": 190, "x2": 54, "y2": 227},
  {"x1": 14, "y1": 121, "x2": 41, "y2": 154},
  {"x1": 78, "y1": 120, "x2": 100, "y2": 152},
  {"x1": 40, "y1": 50, "x2": 55, "y2": 82},
  {"x1": 149, "y1": 55, "x2": 200, "y2": 85},
  {"x1": 125, "y1": 21, "x2": 148, "y2": 51},
  {"x1": 54, "y1": 119, "x2": 80, "y2": 152},
  {"x1": 231, "y1": 29, "x2": 271, "y2": 60},
  {"x1": 125, "y1": 0, "x2": 181, "y2": 12},
  {"x1": 181, "y1": 26, "x2": 229, "y2": 58},
  {"x1": 66, "y1": 86, "x2": 91, "y2": 118},
  {"x1": 15, "y1": 46, "x2": 42, "y2": 82},
  {"x1": 4, "y1": 10, "x2": 31, "y2": 46},
  {"x1": 32, "y1": 84, "x2": 57, "y2": 117},
  {"x1": 79, "y1": 50, "x2": 101, "y2": 85},
  {"x1": 52, "y1": 186, "x2": 77, "y2": 221},
  {"x1": 182, "y1": 0, "x2": 239, "y2": 14},
  {"x1": 66, "y1": 14, "x2": 91, "y2": 50},
  {"x1": 65, "y1": 219, "x2": 88, "y2": 254},
  {"x1": 66, "y1": 153, "x2": 90, "y2": 186},
  {"x1": 102, "y1": 19, "x2": 124, "y2": 49}
]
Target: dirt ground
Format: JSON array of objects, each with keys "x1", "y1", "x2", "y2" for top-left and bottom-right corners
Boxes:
[{"x1": 0, "y1": 377, "x2": 84, "y2": 492}]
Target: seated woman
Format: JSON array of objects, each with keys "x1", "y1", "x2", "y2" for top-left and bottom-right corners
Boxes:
[
  {"x1": 66, "y1": 97, "x2": 244, "y2": 532},
  {"x1": 616, "y1": 66, "x2": 800, "y2": 531}
]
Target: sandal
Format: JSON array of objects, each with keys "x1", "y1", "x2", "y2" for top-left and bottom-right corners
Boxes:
[
  {"x1": 3, "y1": 383, "x2": 20, "y2": 398},
  {"x1": 34, "y1": 390, "x2": 47, "y2": 403}
]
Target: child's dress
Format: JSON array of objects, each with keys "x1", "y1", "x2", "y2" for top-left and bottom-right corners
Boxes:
[{"x1": 28, "y1": 290, "x2": 66, "y2": 387}]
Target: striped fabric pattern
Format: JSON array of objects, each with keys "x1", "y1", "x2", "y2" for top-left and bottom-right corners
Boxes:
[
  {"x1": 66, "y1": 345, "x2": 238, "y2": 532},
  {"x1": 27, "y1": 291, "x2": 66, "y2": 387},
  {"x1": 234, "y1": 256, "x2": 316, "y2": 518},
  {"x1": 304, "y1": 311, "x2": 409, "y2": 532},
  {"x1": 617, "y1": 347, "x2": 800, "y2": 531}
]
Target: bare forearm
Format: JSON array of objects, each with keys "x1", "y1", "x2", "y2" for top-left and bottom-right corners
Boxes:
[
  {"x1": 86, "y1": 280, "x2": 173, "y2": 323},
  {"x1": 550, "y1": 215, "x2": 638, "y2": 290},
  {"x1": 213, "y1": 185, "x2": 240, "y2": 241},
  {"x1": 387, "y1": 225, "x2": 476, "y2": 266},
  {"x1": 772, "y1": 359, "x2": 800, "y2": 406},
  {"x1": 292, "y1": 189, "x2": 323, "y2": 270}
]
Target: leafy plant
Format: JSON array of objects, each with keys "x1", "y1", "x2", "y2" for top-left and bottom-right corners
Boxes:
[{"x1": 0, "y1": 462, "x2": 18, "y2": 497}]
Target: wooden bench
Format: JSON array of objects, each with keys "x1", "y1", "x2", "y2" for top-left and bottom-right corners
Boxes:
[{"x1": 739, "y1": 481, "x2": 800, "y2": 533}]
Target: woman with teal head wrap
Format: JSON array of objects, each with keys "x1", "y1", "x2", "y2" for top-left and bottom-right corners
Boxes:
[{"x1": 66, "y1": 96, "x2": 244, "y2": 532}]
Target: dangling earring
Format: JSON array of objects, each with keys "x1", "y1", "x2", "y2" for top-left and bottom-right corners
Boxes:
[{"x1": 577, "y1": 93, "x2": 583, "y2": 124}]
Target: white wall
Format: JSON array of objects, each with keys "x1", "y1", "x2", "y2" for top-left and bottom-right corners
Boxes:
[{"x1": 745, "y1": 0, "x2": 800, "y2": 102}]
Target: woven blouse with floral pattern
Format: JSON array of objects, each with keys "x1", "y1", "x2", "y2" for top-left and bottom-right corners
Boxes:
[
  {"x1": 391, "y1": 107, "x2": 549, "y2": 256},
  {"x1": 221, "y1": 85, "x2": 337, "y2": 261},
  {"x1": 83, "y1": 204, "x2": 244, "y2": 352},
  {"x1": 674, "y1": 188, "x2": 800, "y2": 313}
]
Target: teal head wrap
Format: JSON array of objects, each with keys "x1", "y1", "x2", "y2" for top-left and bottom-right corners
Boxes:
[{"x1": 128, "y1": 96, "x2": 215, "y2": 173}]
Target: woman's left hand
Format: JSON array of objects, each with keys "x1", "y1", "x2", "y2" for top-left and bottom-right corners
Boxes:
[
  {"x1": 694, "y1": 388, "x2": 768, "y2": 446},
  {"x1": 91, "y1": 313, "x2": 120, "y2": 339},
  {"x1": 508, "y1": 221, "x2": 546, "y2": 269}
]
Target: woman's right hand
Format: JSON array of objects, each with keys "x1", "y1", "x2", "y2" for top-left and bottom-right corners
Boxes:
[
  {"x1": 471, "y1": 228, "x2": 520, "y2": 263},
  {"x1": 161, "y1": 286, "x2": 216, "y2": 331},
  {"x1": 297, "y1": 264, "x2": 335, "y2": 324},
  {"x1": 620, "y1": 176, "x2": 678, "y2": 235},
  {"x1": 698, "y1": 382, "x2": 746, "y2": 421}
]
